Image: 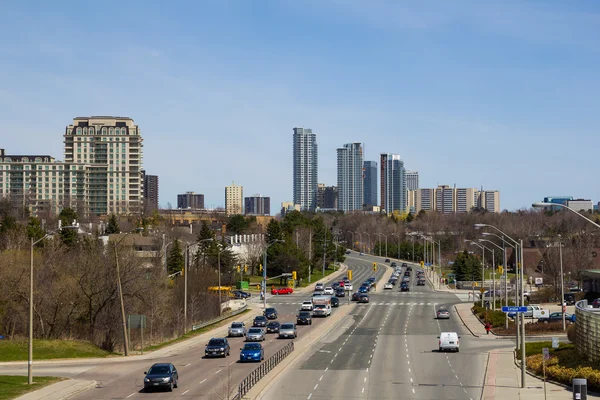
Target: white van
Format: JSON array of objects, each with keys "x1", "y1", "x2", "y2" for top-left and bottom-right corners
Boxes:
[{"x1": 438, "y1": 332, "x2": 460, "y2": 352}]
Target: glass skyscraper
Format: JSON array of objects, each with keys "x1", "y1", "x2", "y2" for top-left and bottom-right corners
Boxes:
[
  {"x1": 293, "y1": 128, "x2": 318, "y2": 211},
  {"x1": 363, "y1": 161, "x2": 378, "y2": 207},
  {"x1": 380, "y1": 153, "x2": 406, "y2": 215},
  {"x1": 337, "y1": 143, "x2": 364, "y2": 213}
]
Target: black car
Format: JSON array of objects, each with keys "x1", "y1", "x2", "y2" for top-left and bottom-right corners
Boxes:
[
  {"x1": 407, "y1": 266, "x2": 412, "y2": 271},
  {"x1": 330, "y1": 297, "x2": 340, "y2": 307},
  {"x1": 297, "y1": 311, "x2": 313, "y2": 325},
  {"x1": 400, "y1": 283, "x2": 409, "y2": 292},
  {"x1": 232, "y1": 290, "x2": 251, "y2": 299},
  {"x1": 358, "y1": 294, "x2": 369, "y2": 303},
  {"x1": 404, "y1": 271, "x2": 411, "y2": 277},
  {"x1": 264, "y1": 307, "x2": 278, "y2": 319},
  {"x1": 391, "y1": 262, "x2": 397, "y2": 267},
  {"x1": 253, "y1": 316, "x2": 268, "y2": 327},
  {"x1": 385, "y1": 258, "x2": 390, "y2": 263},
  {"x1": 205, "y1": 338, "x2": 230, "y2": 358},
  {"x1": 332, "y1": 282, "x2": 340, "y2": 291},
  {"x1": 345, "y1": 250, "x2": 352, "y2": 254},
  {"x1": 144, "y1": 363, "x2": 179, "y2": 392},
  {"x1": 417, "y1": 279, "x2": 425, "y2": 286},
  {"x1": 266, "y1": 321, "x2": 281, "y2": 333},
  {"x1": 351, "y1": 292, "x2": 360, "y2": 301},
  {"x1": 335, "y1": 288, "x2": 345, "y2": 297}
]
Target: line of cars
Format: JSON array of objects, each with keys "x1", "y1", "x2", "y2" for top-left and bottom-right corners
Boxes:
[{"x1": 350, "y1": 277, "x2": 376, "y2": 303}]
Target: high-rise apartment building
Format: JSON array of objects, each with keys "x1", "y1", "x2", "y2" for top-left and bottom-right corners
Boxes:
[
  {"x1": 409, "y1": 186, "x2": 501, "y2": 214},
  {"x1": 142, "y1": 171, "x2": 159, "y2": 211},
  {"x1": 64, "y1": 116, "x2": 143, "y2": 216},
  {"x1": 245, "y1": 195, "x2": 271, "y2": 215},
  {"x1": 380, "y1": 153, "x2": 406, "y2": 215},
  {"x1": 363, "y1": 161, "x2": 378, "y2": 207},
  {"x1": 292, "y1": 127, "x2": 318, "y2": 211},
  {"x1": 317, "y1": 184, "x2": 338, "y2": 209},
  {"x1": 405, "y1": 171, "x2": 419, "y2": 191},
  {"x1": 225, "y1": 183, "x2": 243, "y2": 215},
  {"x1": 177, "y1": 191, "x2": 205, "y2": 209},
  {"x1": 337, "y1": 143, "x2": 364, "y2": 213}
]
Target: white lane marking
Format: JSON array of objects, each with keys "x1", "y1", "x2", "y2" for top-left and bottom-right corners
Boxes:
[
  {"x1": 412, "y1": 388, "x2": 416, "y2": 393},
  {"x1": 364, "y1": 377, "x2": 367, "y2": 382},
  {"x1": 199, "y1": 378, "x2": 207, "y2": 384},
  {"x1": 314, "y1": 384, "x2": 319, "y2": 390},
  {"x1": 183, "y1": 363, "x2": 191, "y2": 367},
  {"x1": 319, "y1": 375, "x2": 323, "y2": 381},
  {"x1": 307, "y1": 394, "x2": 312, "y2": 400},
  {"x1": 339, "y1": 347, "x2": 342, "y2": 352},
  {"x1": 455, "y1": 375, "x2": 459, "y2": 379},
  {"x1": 362, "y1": 388, "x2": 365, "y2": 393},
  {"x1": 366, "y1": 367, "x2": 369, "y2": 372},
  {"x1": 408, "y1": 368, "x2": 411, "y2": 373},
  {"x1": 410, "y1": 378, "x2": 413, "y2": 383},
  {"x1": 181, "y1": 389, "x2": 189, "y2": 395},
  {"x1": 229, "y1": 361, "x2": 235, "y2": 365},
  {"x1": 407, "y1": 360, "x2": 410, "y2": 364},
  {"x1": 215, "y1": 369, "x2": 222, "y2": 374},
  {"x1": 368, "y1": 360, "x2": 371, "y2": 364},
  {"x1": 126, "y1": 394, "x2": 135, "y2": 399}
]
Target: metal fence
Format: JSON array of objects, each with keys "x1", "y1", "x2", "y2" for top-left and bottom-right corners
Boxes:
[
  {"x1": 575, "y1": 300, "x2": 600, "y2": 363},
  {"x1": 234, "y1": 341, "x2": 295, "y2": 400},
  {"x1": 192, "y1": 305, "x2": 248, "y2": 331}
]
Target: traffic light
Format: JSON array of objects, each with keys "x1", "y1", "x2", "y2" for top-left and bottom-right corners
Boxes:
[
  {"x1": 348, "y1": 270, "x2": 352, "y2": 280},
  {"x1": 244, "y1": 265, "x2": 248, "y2": 273},
  {"x1": 292, "y1": 271, "x2": 297, "y2": 280},
  {"x1": 237, "y1": 265, "x2": 241, "y2": 273},
  {"x1": 498, "y1": 265, "x2": 503, "y2": 274},
  {"x1": 181, "y1": 267, "x2": 185, "y2": 277},
  {"x1": 259, "y1": 264, "x2": 263, "y2": 272},
  {"x1": 373, "y1": 262, "x2": 377, "y2": 271}
]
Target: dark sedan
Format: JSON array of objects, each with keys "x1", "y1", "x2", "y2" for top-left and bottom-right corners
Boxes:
[
  {"x1": 232, "y1": 290, "x2": 251, "y2": 299},
  {"x1": 335, "y1": 288, "x2": 346, "y2": 297},
  {"x1": 358, "y1": 294, "x2": 369, "y2": 303},
  {"x1": 253, "y1": 316, "x2": 268, "y2": 327},
  {"x1": 538, "y1": 312, "x2": 576, "y2": 324},
  {"x1": 400, "y1": 283, "x2": 410, "y2": 292},
  {"x1": 205, "y1": 338, "x2": 230, "y2": 358},
  {"x1": 297, "y1": 311, "x2": 312, "y2": 325},
  {"x1": 352, "y1": 292, "x2": 360, "y2": 301},
  {"x1": 331, "y1": 297, "x2": 340, "y2": 307},
  {"x1": 266, "y1": 321, "x2": 281, "y2": 334},
  {"x1": 264, "y1": 307, "x2": 278, "y2": 320},
  {"x1": 144, "y1": 363, "x2": 178, "y2": 392}
]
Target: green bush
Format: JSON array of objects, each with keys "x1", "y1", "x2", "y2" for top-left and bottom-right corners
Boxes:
[
  {"x1": 471, "y1": 305, "x2": 507, "y2": 328},
  {"x1": 566, "y1": 324, "x2": 576, "y2": 343},
  {"x1": 526, "y1": 352, "x2": 600, "y2": 392}
]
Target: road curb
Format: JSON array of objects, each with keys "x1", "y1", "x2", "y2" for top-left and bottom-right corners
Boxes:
[
  {"x1": 244, "y1": 303, "x2": 355, "y2": 399},
  {"x1": 14, "y1": 379, "x2": 97, "y2": 400},
  {"x1": 454, "y1": 304, "x2": 482, "y2": 338},
  {"x1": 295, "y1": 264, "x2": 348, "y2": 294}
]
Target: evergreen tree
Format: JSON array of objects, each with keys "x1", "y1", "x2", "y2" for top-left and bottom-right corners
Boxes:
[
  {"x1": 194, "y1": 221, "x2": 215, "y2": 267},
  {"x1": 58, "y1": 208, "x2": 78, "y2": 246},
  {"x1": 167, "y1": 238, "x2": 185, "y2": 275},
  {"x1": 105, "y1": 214, "x2": 120, "y2": 234},
  {"x1": 26, "y1": 217, "x2": 45, "y2": 242},
  {"x1": 266, "y1": 219, "x2": 283, "y2": 242}
]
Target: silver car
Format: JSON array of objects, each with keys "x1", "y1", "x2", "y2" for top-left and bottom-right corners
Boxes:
[
  {"x1": 228, "y1": 322, "x2": 246, "y2": 337},
  {"x1": 278, "y1": 323, "x2": 297, "y2": 339},
  {"x1": 246, "y1": 327, "x2": 266, "y2": 342}
]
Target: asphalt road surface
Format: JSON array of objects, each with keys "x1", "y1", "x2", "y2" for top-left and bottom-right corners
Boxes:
[
  {"x1": 0, "y1": 255, "x2": 384, "y2": 400},
  {"x1": 261, "y1": 257, "x2": 514, "y2": 400}
]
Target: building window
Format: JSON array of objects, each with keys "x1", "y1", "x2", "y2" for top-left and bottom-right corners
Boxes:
[
  {"x1": 122, "y1": 128, "x2": 127, "y2": 135},
  {"x1": 35, "y1": 157, "x2": 42, "y2": 163},
  {"x1": 109, "y1": 128, "x2": 114, "y2": 135},
  {"x1": 102, "y1": 127, "x2": 107, "y2": 135},
  {"x1": 76, "y1": 127, "x2": 81, "y2": 135},
  {"x1": 89, "y1": 127, "x2": 94, "y2": 135}
]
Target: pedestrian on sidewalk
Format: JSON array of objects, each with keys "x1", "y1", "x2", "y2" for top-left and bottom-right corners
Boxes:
[{"x1": 485, "y1": 322, "x2": 492, "y2": 335}]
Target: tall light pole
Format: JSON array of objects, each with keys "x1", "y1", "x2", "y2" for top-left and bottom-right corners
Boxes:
[
  {"x1": 191, "y1": 238, "x2": 215, "y2": 328},
  {"x1": 382, "y1": 234, "x2": 388, "y2": 258},
  {"x1": 355, "y1": 232, "x2": 362, "y2": 253},
  {"x1": 346, "y1": 231, "x2": 355, "y2": 251},
  {"x1": 533, "y1": 202, "x2": 600, "y2": 229},
  {"x1": 479, "y1": 239, "x2": 503, "y2": 311},
  {"x1": 263, "y1": 239, "x2": 284, "y2": 309},
  {"x1": 558, "y1": 236, "x2": 566, "y2": 332},
  {"x1": 475, "y1": 223, "x2": 526, "y2": 388},
  {"x1": 363, "y1": 232, "x2": 371, "y2": 255},
  {"x1": 466, "y1": 240, "x2": 487, "y2": 306},
  {"x1": 392, "y1": 233, "x2": 400, "y2": 260},
  {"x1": 28, "y1": 225, "x2": 77, "y2": 384}
]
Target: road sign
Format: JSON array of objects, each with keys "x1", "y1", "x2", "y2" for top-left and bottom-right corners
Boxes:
[
  {"x1": 480, "y1": 288, "x2": 485, "y2": 293},
  {"x1": 542, "y1": 347, "x2": 550, "y2": 360},
  {"x1": 501, "y1": 306, "x2": 528, "y2": 313},
  {"x1": 552, "y1": 337, "x2": 559, "y2": 349}
]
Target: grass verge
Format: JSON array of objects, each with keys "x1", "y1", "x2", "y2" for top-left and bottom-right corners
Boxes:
[
  {"x1": 520, "y1": 342, "x2": 600, "y2": 391},
  {"x1": 0, "y1": 339, "x2": 112, "y2": 362},
  {"x1": 143, "y1": 309, "x2": 251, "y2": 353},
  {"x1": 0, "y1": 375, "x2": 63, "y2": 400}
]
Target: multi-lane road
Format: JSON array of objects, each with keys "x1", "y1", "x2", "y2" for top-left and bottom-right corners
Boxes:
[
  {"x1": 0, "y1": 254, "x2": 386, "y2": 400},
  {"x1": 261, "y1": 254, "x2": 513, "y2": 400}
]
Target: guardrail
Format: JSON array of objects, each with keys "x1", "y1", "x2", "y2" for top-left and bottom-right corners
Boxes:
[
  {"x1": 234, "y1": 341, "x2": 294, "y2": 399},
  {"x1": 192, "y1": 305, "x2": 248, "y2": 331},
  {"x1": 575, "y1": 300, "x2": 600, "y2": 363}
]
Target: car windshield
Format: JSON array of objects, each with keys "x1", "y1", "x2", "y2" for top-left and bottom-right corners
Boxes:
[
  {"x1": 280, "y1": 324, "x2": 294, "y2": 329},
  {"x1": 208, "y1": 339, "x2": 226, "y2": 346},
  {"x1": 243, "y1": 343, "x2": 261, "y2": 350},
  {"x1": 231, "y1": 323, "x2": 243, "y2": 328},
  {"x1": 266, "y1": 308, "x2": 276, "y2": 313},
  {"x1": 315, "y1": 305, "x2": 325, "y2": 308},
  {"x1": 148, "y1": 365, "x2": 170, "y2": 375},
  {"x1": 268, "y1": 321, "x2": 279, "y2": 326},
  {"x1": 248, "y1": 328, "x2": 262, "y2": 333},
  {"x1": 255, "y1": 316, "x2": 266, "y2": 321},
  {"x1": 299, "y1": 312, "x2": 310, "y2": 316}
]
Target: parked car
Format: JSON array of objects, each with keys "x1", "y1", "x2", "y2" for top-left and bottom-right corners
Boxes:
[
  {"x1": 246, "y1": 327, "x2": 266, "y2": 341},
  {"x1": 266, "y1": 321, "x2": 281, "y2": 334},
  {"x1": 271, "y1": 287, "x2": 294, "y2": 295},
  {"x1": 144, "y1": 363, "x2": 179, "y2": 392},
  {"x1": 239, "y1": 343, "x2": 264, "y2": 362},
  {"x1": 359, "y1": 252, "x2": 364, "y2": 256},
  {"x1": 330, "y1": 297, "x2": 340, "y2": 307},
  {"x1": 297, "y1": 311, "x2": 313, "y2": 325},
  {"x1": 278, "y1": 323, "x2": 297, "y2": 339},
  {"x1": 593, "y1": 298, "x2": 600, "y2": 308},
  {"x1": 301, "y1": 301, "x2": 314, "y2": 311},
  {"x1": 345, "y1": 250, "x2": 352, "y2": 254},
  {"x1": 538, "y1": 312, "x2": 576, "y2": 324},
  {"x1": 264, "y1": 308, "x2": 278, "y2": 319},
  {"x1": 253, "y1": 316, "x2": 268, "y2": 327},
  {"x1": 205, "y1": 338, "x2": 230, "y2": 358},
  {"x1": 228, "y1": 322, "x2": 246, "y2": 337}
]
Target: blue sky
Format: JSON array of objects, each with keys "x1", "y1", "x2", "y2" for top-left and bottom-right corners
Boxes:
[{"x1": 1, "y1": 1, "x2": 599, "y2": 212}]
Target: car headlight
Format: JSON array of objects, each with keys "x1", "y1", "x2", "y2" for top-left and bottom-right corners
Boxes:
[
  {"x1": 220, "y1": 347, "x2": 224, "y2": 351},
  {"x1": 144, "y1": 378, "x2": 150, "y2": 383},
  {"x1": 163, "y1": 377, "x2": 171, "y2": 382}
]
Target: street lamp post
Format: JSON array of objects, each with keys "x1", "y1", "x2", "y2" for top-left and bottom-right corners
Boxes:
[
  {"x1": 558, "y1": 236, "x2": 566, "y2": 332},
  {"x1": 382, "y1": 234, "x2": 388, "y2": 258},
  {"x1": 479, "y1": 239, "x2": 504, "y2": 311},
  {"x1": 263, "y1": 240, "x2": 284, "y2": 310},
  {"x1": 28, "y1": 226, "x2": 76, "y2": 384},
  {"x1": 355, "y1": 232, "x2": 362, "y2": 253},
  {"x1": 392, "y1": 233, "x2": 400, "y2": 260},
  {"x1": 466, "y1": 240, "x2": 486, "y2": 307},
  {"x1": 376, "y1": 233, "x2": 382, "y2": 256},
  {"x1": 347, "y1": 231, "x2": 355, "y2": 251},
  {"x1": 475, "y1": 223, "x2": 526, "y2": 388},
  {"x1": 363, "y1": 233, "x2": 371, "y2": 255},
  {"x1": 533, "y1": 202, "x2": 600, "y2": 229}
]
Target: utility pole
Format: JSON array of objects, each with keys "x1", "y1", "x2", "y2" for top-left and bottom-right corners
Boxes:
[
  {"x1": 308, "y1": 229, "x2": 312, "y2": 283},
  {"x1": 322, "y1": 228, "x2": 327, "y2": 278}
]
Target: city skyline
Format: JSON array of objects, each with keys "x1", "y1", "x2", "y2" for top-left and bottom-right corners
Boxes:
[{"x1": 2, "y1": 2, "x2": 599, "y2": 212}]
